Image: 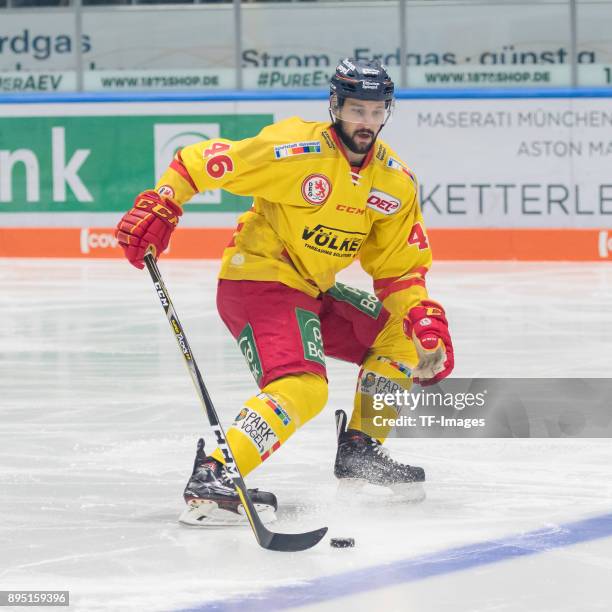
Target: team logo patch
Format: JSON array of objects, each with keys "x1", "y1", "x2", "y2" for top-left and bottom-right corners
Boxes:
[
  {"x1": 274, "y1": 141, "x2": 321, "y2": 159},
  {"x1": 301, "y1": 174, "x2": 331, "y2": 205},
  {"x1": 387, "y1": 157, "x2": 417, "y2": 185},
  {"x1": 156, "y1": 185, "x2": 175, "y2": 199},
  {"x1": 367, "y1": 189, "x2": 401, "y2": 215}
]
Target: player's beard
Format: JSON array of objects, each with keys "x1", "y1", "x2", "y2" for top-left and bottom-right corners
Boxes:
[{"x1": 334, "y1": 121, "x2": 376, "y2": 155}]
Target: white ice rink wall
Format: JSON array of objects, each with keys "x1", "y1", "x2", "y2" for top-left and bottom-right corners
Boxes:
[{"x1": 0, "y1": 90, "x2": 611, "y2": 260}]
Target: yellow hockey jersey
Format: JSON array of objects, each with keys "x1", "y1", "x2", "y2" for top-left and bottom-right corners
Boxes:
[{"x1": 155, "y1": 116, "x2": 432, "y2": 318}]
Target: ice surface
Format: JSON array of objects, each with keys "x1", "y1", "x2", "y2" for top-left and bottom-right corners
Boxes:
[{"x1": 1, "y1": 259, "x2": 611, "y2": 611}]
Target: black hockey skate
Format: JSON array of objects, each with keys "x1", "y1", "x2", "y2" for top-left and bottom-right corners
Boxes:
[
  {"x1": 179, "y1": 438, "x2": 278, "y2": 527},
  {"x1": 334, "y1": 410, "x2": 426, "y2": 502}
]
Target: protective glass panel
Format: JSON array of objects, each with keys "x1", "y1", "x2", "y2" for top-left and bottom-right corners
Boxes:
[
  {"x1": 241, "y1": 1, "x2": 401, "y2": 91},
  {"x1": 0, "y1": 7, "x2": 78, "y2": 93},
  {"x1": 404, "y1": 0, "x2": 572, "y2": 88},
  {"x1": 576, "y1": 0, "x2": 612, "y2": 86},
  {"x1": 81, "y1": 5, "x2": 236, "y2": 92}
]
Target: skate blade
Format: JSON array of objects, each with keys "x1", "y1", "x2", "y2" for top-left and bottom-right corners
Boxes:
[
  {"x1": 178, "y1": 499, "x2": 277, "y2": 527},
  {"x1": 388, "y1": 482, "x2": 426, "y2": 502}
]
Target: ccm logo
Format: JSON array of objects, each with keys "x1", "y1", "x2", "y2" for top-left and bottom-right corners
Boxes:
[
  {"x1": 336, "y1": 204, "x2": 365, "y2": 215},
  {"x1": 367, "y1": 191, "x2": 400, "y2": 215},
  {"x1": 598, "y1": 231, "x2": 612, "y2": 258}
]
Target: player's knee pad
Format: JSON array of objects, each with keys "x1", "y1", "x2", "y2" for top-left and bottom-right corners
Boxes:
[{"x1": 348, "y1": 355, "x2": 413, "y2": 442}]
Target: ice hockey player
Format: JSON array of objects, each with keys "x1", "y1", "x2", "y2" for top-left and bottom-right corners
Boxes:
[{"x1": 116, "y1": 58, "x2": 454, "y2": 525}]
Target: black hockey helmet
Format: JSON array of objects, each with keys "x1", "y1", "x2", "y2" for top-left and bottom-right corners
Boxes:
[
  {"x1": 330, "y1": 58, "x2": 395, "y2": 103},
  {"x1": 329, "y1": 58, "x2": 395, "y2": 133}
]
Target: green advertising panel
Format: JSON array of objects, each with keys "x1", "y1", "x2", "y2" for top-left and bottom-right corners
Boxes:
[{"x1": 0, "y1": 114, "x2": 272, "y2": 213}]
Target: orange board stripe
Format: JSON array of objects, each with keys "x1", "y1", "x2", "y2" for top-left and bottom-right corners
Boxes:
[
  {"x1": 428, "y1": 229, "x2": 610, "y2": 261},
  {"x1": 0, "y1": 228, "x2": 610, "y2": 261}
]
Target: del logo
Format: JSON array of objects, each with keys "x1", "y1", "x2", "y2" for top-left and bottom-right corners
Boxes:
[
  {"x1": 301, "y1": 224, "x2": 366, "y2": 258},
  {"x1": 367, "y1": 190, "x2": 400, "y2": 215},
  {"x1": 301, "y1": 173, "x2": 331, "y2": 205},
  {"x1": 154, "y1": 123, "x2": 220, "y2": 204}
]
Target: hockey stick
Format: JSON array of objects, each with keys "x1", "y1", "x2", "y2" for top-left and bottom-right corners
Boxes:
[{"x1": 143, "y1": 252, "x2": 328, "y2": 551}]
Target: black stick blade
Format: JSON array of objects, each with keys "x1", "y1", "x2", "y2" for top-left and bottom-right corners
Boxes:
[
  {"x1": 235, "y1": 461, "x2": 328, "y2": 551},
  {"x1": 263, "y1": 526, "x2": 329, "y2": 552}
]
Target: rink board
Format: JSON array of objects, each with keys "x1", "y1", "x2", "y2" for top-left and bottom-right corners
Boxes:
[
  {"x1": 0, "y1": 226, "x2": 609, "y2": 261},
  {"x1": 0, "y1": 92, "x2": 611, "y2": 260}
]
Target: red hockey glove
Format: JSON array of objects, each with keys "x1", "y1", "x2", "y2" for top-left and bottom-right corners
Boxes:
[
  {"x1": 403, "y1": 300, "x2": 454, "y2": 386},
  {"x1": 115, "y1": 190, "x2": 182, "y2": 269}
]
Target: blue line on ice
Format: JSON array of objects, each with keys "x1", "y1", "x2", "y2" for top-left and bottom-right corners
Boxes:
[{"x1": 176, "y1": 512, "x2": 612, "y2": 611}]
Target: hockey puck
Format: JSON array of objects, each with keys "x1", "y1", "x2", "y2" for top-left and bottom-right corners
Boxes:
[{"x1": 330, "y1": 537, "x2": 355, "y2": 548}]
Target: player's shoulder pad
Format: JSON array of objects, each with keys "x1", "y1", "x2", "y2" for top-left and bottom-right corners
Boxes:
[
  {"x1": 372, "y1": 138, "x2": 418, "y2": 194},
  {"x1": 254, "y1": 116, "x2": 330, "y2": 161}
]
